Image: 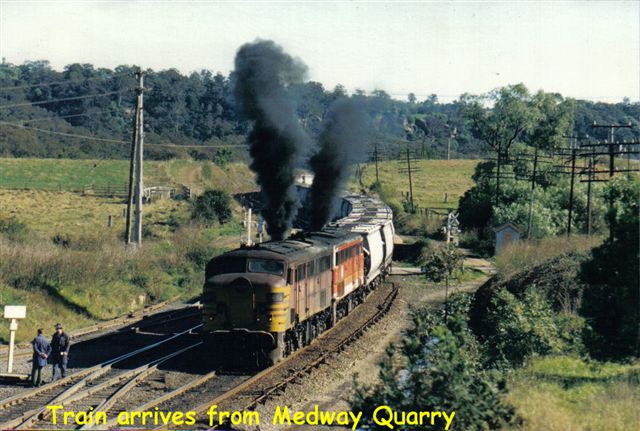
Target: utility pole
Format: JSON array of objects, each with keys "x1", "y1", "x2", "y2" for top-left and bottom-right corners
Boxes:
[
  {"x1": 447, "y1": 126, "x2": 457, "y2": 161},
  {"x1": 397, "y1": 147, "x2": 419, "y2": 213},
  {"x1": 374, "y1": 142, "x2": 380, "y2": 183},
  {"x1": 406, "y1": 148, "x2": 414, "y2": 212},
  {"x1": 589, "y1": 122, "x2": 633, "y2": 241},
  {"x1": 133, "y1": 70, "x2": 145, "y2": 245},
  {"x1": 526, "y1": 146, "x2": 539, "y2": 239},
  {"x1": 495, "y1": 149, "x2": 502, "y2": 205},
  {"x1": 125, "y1": 69, "x2": 143, "y2": 245},
  {"x1": 590, "y1": 122, "x2": 633, "y2": 177},
  {"x1": 586, "y1": 156, "x2": 593, "y2": 236},
  {"x1": 567, "y1": 146, "x2": 577, "y2": 236}
]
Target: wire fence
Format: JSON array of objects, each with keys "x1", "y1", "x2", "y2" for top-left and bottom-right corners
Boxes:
[{"x1": 0, "y1": 182, "x2": 130, "y2": 197}]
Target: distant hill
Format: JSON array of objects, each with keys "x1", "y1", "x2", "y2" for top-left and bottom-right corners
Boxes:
[{"x1": 1, "y1": 60, "x2": 638, "y2": 160}]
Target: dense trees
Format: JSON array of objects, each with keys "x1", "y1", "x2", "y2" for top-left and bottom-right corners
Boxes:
[
  {"x1": 191, "y1": 189, "x2": 232, "y2": 225},
  {"x1": 580, "y1": 176, "x2": 640, "y2": 358},
  {"x1": 1, "y1": 61, "x2": 637, "y2": 161},
  {"x1": 352, "y1": 294, "x2": 515, "y2": 431}
]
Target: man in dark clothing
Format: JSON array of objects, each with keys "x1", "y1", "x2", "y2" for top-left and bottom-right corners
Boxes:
[
  {"x1": 31, "y1": 328, "x2": 50, "y2": 387},
  {"x1": 51, "y1": 323, "x2": 71, "y2": 381}
]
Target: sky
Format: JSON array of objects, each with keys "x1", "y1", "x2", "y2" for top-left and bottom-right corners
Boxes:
[{"x1": 1, "y1": 1, "x2": 638, "y2": 103}]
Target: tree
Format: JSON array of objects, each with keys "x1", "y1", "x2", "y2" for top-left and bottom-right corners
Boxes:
[
  {"x1": 580, "y1": 176, "x2": 640, "y2": 358},
  {"x1": 191, "y1": 189, "x2": 232, "y2": 225},
  {"x1": 423, "y1": 244, "x2": 464, "y2": 320},
  {"x1": 352, "y1": 299, "x2": 514, "y2": 431},
  {"x1": 462, "y1": 84, "x2": 539, "y2": 204}
]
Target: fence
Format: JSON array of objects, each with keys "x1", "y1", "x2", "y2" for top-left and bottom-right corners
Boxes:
[{"x1": 0, "y1": 183, "x2": 129, "y2": 197}]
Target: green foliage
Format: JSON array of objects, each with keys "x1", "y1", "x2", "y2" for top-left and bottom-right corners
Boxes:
[
  {"x1": 462, "y1": 84, "x2": 541, "y2": 156},
  {"x1": 483, "y1": 288, "x2": 563, "y2": 367},
  {"x1": 580, "y1": 176, "x2": 640, "y2": 358},
  {"x1": 0, "y1": 215, "x2": 28, "y2": 241},
  {"x1": 191, "y1": 189, "x2": 232, "y2": 225},
  {"x1": 458, "y1": 155, "x2": 608, "y2": 240},
  {"x1": 5, "y1": 61, "x2": 636, "y2": 161},
  {"x1": 423, "y1": 244, "x2": 464, "y2": 283},
  {"x1": 213, "y1": 148, "x2": 233, "y2": 167},
  {"x1": 470, "y1": 241, "x2": 594, "y2": 366},
  {"x1": 352, "y1": 298, "x2": 514, "y2": 431}
]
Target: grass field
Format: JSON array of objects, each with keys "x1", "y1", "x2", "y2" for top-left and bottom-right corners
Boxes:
[
  {"x1": 0, "y1": 158, "x2": 257, "y2": 195},
  {"x1": 507, "y1": 356, "x2": 640, "y2": 431},
  {"x1": 354, "y1": 159, "x2": 479, "y2": 209},
  {"x1": 0, "y1": 157, "x2": 260, "y2": 342}
]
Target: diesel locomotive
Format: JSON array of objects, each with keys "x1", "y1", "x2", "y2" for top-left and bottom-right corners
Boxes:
[{"x1": 202, "y1": 192, "x2": 394, "y2": 366}]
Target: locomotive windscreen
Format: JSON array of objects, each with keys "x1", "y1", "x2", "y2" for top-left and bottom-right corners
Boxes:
[
  {"x1": 207, "y1": 256, "x2": 247, "y2": 276},
  {"x1": 247, "y1": 259, "x2": 285, "y2": 276}
]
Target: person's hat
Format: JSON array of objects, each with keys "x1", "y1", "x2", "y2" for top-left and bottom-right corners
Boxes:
[{"x1": 55, "y1": 323, "x2": 63, "y2": 329}]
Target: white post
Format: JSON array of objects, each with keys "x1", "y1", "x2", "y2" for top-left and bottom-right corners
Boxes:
[
  {"x1": 247, "y1": 208, "x2": 252, "y2": 246},
  {"x1": 7, "y1": 318, "x2": 17, "y2": 373}
]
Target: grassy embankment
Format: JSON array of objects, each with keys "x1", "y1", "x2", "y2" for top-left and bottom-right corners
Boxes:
[
  {"x1": 0, "y1": 158, "x2": 257, "y2": 342},
  {"x1": 0, "y1": 157, "x2": 478, "y2": 342},
  {"x1": 492, "y1": 238, "x2": 640, "y2": 431},
  {"x1": 354, "y1": 159, "x2": 478, "y2": 210}
]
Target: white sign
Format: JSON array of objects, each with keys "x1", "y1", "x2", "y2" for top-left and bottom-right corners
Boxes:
[{"x1": 3, "y1": 305, "x2": 27, "y2": 319}]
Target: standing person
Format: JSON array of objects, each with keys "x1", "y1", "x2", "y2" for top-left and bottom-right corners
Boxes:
[
  {"x1": 31, "y1": 329, "x2": 50, "y2": 387},
  {"x1": 51, "y1": 323, "x2": 71, "y2": 381}
]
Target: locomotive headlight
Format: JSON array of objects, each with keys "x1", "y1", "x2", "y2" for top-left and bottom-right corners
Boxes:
[{"x1": 269, "y1": 292, "x2": 284, "y2": 302}]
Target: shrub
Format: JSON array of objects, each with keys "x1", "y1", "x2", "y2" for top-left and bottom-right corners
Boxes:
[
  {"x1": 213, "y1": 148, "x2": 232, "y2": 167},
  {"x1": 352, "y1": 302, "x2": 514, "y2": 431},
  {"x1": 0, "y1": 215, "x2": 28, "y2": 242},
  {"x1": 191, "y1": 189, "x2": 232, "y2": 225},
  {"x1": 580, "y1": 176, "x2": 640, "y2": 358},
  {"x1": 483, "y1": 288, "x2": 562, "y2": 367}
]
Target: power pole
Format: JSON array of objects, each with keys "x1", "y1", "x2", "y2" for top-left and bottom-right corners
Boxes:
[
  {"x1": 567, "y1": 146, "x2": 577, "y2": 236},
  {"x1": 526, "y1": 146, "x2": 539, "y2": 239},
  {"x1": 495, "y1": 149, "x2": 502, "y2": 205},
  {"x1": 374, "y1": 142, "x2": 380, "y2": 183},
  {"x1": 133, "y1": 71, "x2": 145, "y2": 245},
  {"x1": 397, "y1": 147, "x2": 420, "y2": 213},
  {"x1": 589, "y1": 122, "x2": 633, "y2": 241},
  {"x1": 590, "y1": 122, "x2": 633, "y2": 177},
  {"x1": 447, "y1": 126, "x2": 457, "y2": 161},
  {"x1": 125, "y1": 69, "x2": 143, "y2": 245},
  {"x1": 406, "y1": 148, "x2": 414, "y2": 212},
  {"x1": 586, "y1": 156, "x2": 593, "y2": 236}
]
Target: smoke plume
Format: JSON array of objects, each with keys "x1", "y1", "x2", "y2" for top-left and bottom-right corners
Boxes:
[
  {"x1": 309, "y1": 99, "x2": 368, "y2": 230},
  {"x1": 233, "y1": 40, "x2": 310, "y2": 240}
]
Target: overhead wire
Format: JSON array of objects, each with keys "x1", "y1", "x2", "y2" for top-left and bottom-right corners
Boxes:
[
  {"x1": 0, "y1": 113, "x2": 91, "y2": 124},
  {"x1": 0, "y1": 91, "x2": 125, "y2": 109},
  {"x1": 0, "y1": 76, "x2": 116, "y2": 92},
  {"x1": 0, "y1": 121, "x2": 248, "y2": 148}
]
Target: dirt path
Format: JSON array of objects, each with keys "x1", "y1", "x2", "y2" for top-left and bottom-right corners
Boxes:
[{"x1": 252, "y1": 257, "x2": 493, "y2": 431}]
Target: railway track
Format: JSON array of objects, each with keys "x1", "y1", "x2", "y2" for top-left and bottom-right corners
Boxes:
[
  {"x1": 0, "y1": 325, "x2": 202, "y2": 430},
  {"x1": 196, "y1": 282, "x2": 397, "y2": 429},
  {"x1": 92, "y1": 282, "x2": 397, "y2": 430},
  {"x1": 1, "y1": 302, "x2": 201, "y2": 363}
]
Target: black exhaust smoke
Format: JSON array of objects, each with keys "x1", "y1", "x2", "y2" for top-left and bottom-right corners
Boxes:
[
  {"x1": 309, "y1": 98, "x2": 368, "y2": 230},
  {"x1": 233, "y1": 40, "x2": 310, "y2": 240}
]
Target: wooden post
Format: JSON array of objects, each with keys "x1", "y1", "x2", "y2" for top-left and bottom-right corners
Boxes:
[
  {"x1": 125, "y1": 69, "x2": 143, "y2": 245},
  {"x1": 133, "y1": 71, "x2": 145, "y2": 245}
]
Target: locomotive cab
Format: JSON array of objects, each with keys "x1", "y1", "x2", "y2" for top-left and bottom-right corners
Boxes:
[{"x1": 203, "y1": 252, "x2": 291, "y2": 366}]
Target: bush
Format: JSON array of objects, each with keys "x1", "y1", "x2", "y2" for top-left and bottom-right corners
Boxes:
[
  {"x1": 580, "y1": 176, "x2": 639, "y2": 358},
  {"x1": 191, "y1": 189, "x2": 232, "y2": 225},
  {"x1": 352, "y1": 301, "x2": 514, "y2": 431},
  {"x1": 483, "y1": 288, "x2": 562, "y2": 367},
  {"x1": 0, "y1": 215, "x2": 28, "y2": 241},
  {"x1": 458, "y1": 229, "x2": 494, "y2": 257}
]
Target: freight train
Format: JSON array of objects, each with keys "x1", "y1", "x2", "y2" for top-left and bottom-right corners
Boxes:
[{"x1": 202, "y1": 191, "x2": 394, "y2": 366}]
